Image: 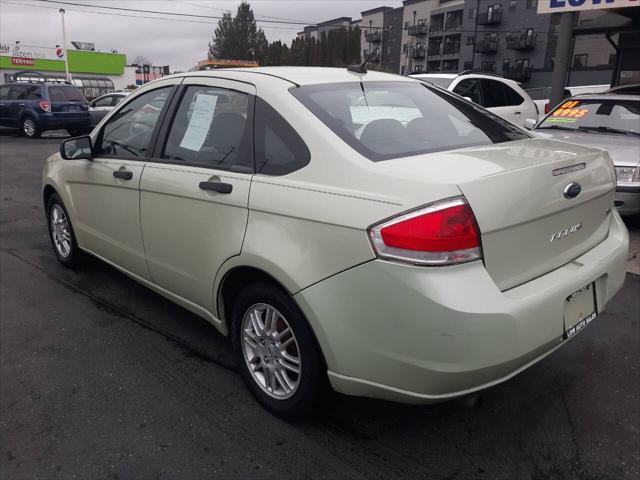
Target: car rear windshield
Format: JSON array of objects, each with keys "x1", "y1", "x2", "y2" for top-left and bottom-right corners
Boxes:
[
  {"x1": 290, "y1": 81, "x2": 529, "y2": 161},
  {"x1": 538, "y1": 99, "x2": 640, "y2": 135},
  {"x1": 49, "y1": 86, "x2": 86, "y2": 102}
]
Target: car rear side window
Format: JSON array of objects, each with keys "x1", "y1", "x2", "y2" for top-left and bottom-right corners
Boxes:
[
  {"x1": 480, "y1": 79, "x2": 523, "y2": 107},
  {"x1": 161, "y1": 85, "x2": 252, "y2": 172},
  {"x1": 291, "y1": 81, "x2": 528, "y2": 161},
  {"x1": 49, "y1": 86, "x2": 86, "y2": 102},
  {"x1": 254, "y1": 97, "x2": 310, "y2": 175},
  {"x1": 97, "y1": 86, "x2": 172, "y2": 158}
]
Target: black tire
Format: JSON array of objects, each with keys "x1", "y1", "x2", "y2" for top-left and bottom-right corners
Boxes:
[
  {"x1": 231, "y1": 282, "x2": 325, "y2": 420},
  {"x1": 21, "y1": 115, "x2": 42, "y2": 138},
  {"x1": 66, "y1": 128, "x2": 82, "y2": 137},
  {"x1": 46, "y1": 193, "x2": 83, "y2": 268}
]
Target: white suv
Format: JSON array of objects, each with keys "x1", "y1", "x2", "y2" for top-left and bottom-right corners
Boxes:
[{"x1": 411, "y1": 71, "x2": 538, "y2": 127}]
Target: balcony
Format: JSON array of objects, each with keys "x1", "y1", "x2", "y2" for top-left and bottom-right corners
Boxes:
[
  {"x1": 474, "y1": 39, "x2": 499, "y2": 54},
  {"x1": 506, "y1": 33, "x2": 537, "y2": 50},
  {"x1": 504, "y1": 65, "x2": 531, "y2": 81},
  {"x1": 365, "y1": 31, "x2": 381, "y2": 43},
  {"x1": 427, "y1": 44, "x2": 442, "y2": 57},
  {"x1": 442, "y1": 43, "x2": 460, "y2": 56},
  {"x1": 408, "y1": 22, "x2": 428, "y2": 36},
  {"x1": 476, "y1": 10, "x2": 502, "y2": 25},
  {"x1": 445, "y1": 21, "x2": 462, "y2": 32},
  {"x1": 412, "y1": 45, "x2": 426, "y2": 59},
  {"x1": 429, "y1": 21, "x2": 444, "y2": 34}
]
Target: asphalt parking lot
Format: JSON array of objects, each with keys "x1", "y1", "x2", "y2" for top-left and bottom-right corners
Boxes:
[{"x1": 1, "y1": 130, "x2": 639, "y2": 480}]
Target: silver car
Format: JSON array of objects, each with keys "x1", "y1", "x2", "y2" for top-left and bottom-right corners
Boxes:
[
  {"x1": 534, "y1": 94, "x2": 640, "y2": 216},
  {"x1": 43, "y1": 68, "x2": 628, "y2": 418},
  {"x1": 88, "y1": 92, "x2": 129, "y2": 127}
]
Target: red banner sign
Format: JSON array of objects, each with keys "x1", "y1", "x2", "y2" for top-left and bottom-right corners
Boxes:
[{"x1": 11, "y1": 56, "x2": 35, "y2": 66}]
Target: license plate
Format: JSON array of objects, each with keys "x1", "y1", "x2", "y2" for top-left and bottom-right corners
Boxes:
[{"x1": 564, "y1": 283, "x2": 596, "y2": 339}]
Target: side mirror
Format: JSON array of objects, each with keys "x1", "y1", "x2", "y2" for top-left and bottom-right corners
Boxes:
[
  {"x1": 61, "y1": 135, "x2": 93, "y2": 160},
  {"x1": 523, "y1": 118, "x2": 537, "y2": 130}
]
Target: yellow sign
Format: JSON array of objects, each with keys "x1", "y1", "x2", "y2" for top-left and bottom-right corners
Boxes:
[{"x1": 197, "y1": 59, "x2": 259, "y2": 70}]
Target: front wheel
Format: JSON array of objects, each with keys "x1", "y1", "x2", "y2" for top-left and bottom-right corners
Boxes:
[
  {"x1": 231, "y1": 282, "x2": 325, "y2": 419},
  {"x1": 46, "y1": 193, "x2": 83, "y2": 268},
  {"x1": 21, "y1": 116, "x2": 41, "y2": 138}
]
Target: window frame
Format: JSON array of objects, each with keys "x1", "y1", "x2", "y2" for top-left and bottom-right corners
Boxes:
[
  {"x1": 93, "y1": 84, "x2": 179, "y2": 162},
  {"x1": 148, "y1": 83, "x2": 256, "y2": 174}
]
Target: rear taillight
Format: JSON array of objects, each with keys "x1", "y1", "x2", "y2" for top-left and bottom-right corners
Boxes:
[
  {"x1": 544, "y1": 102, "x2": 550, "y2": 114},
  {"x1": 368, "y1": 197, "x2": 482, "y2": 266},
  {"x1": 39, "y1": 101, "x2": 51, "y2": 112}
]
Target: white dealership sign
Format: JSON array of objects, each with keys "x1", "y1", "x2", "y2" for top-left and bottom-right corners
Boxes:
[
  {"x1": 538, "y1": 0, "x2": 639, "y2": 14},
  {"x1": 0, "y1": 42, "x2": 65, "y2": 61}
]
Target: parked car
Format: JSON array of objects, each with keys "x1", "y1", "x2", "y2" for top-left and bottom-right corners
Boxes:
[
  {"x1": 43, "y1": 68, "x2": 628, "y2": 418},
  {"x1": 0, "y1": 82, "x2": 90, "y2": 138},
  {"x1": 89, "y1": 92, "x2": 129, "y2": 127},
  {"x1": 410, "y1": 71, "x2": 538, "y2": 126},
  {"x1": 526, "y1": 84, "x2": 610, "y2": 115},
  {"x1": 533, "y1": 93, "x2": 640, "y2": 216}
]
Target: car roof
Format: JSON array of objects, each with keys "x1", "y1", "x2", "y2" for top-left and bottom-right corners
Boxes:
[
  {"x1": 171, "y1": 67, "x2": 415, "y2": 86},
  {"x1": 410, "y1": 73, "x2": 457, "y2": 79},
  {"x1": 572, "y1": 93, "x2": 640, "y2": 101}
]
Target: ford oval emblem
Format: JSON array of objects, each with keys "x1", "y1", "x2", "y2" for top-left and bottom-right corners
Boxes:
[{"x1": 564, "y1": 182, "x2": 582, "y2": 199}]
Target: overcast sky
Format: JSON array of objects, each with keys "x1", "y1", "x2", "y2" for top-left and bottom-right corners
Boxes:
[{"x1": 0, "y1": 0, "x2": 398, "y2": 71}]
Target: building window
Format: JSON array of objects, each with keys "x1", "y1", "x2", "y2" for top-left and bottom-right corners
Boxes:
[
  {"x1": 509, "y1": 1, "x2": 517, "y2": 12},
  {"x1": 481, "y1": 61, "x2": 496, "y2": 72},
  {"x1": 463, "y1": 61, "x2": 473, "y2": 70},
  {"x1": 469, "y1": 8, "x2": 476, "y2": 19},
  {"x1": 466, "y1": 35, "x2": 474, "y2": 45},
  {"x1": 401, "y1": 65, "x2": 406, "y2": 75},
  {"x1": 526, "y1": 0, "x2": 537, "y2": 9},
  {"x1": 404, "y1": 21, "x2": 409, "y2": 28},
  {"x1": 502, "y1": 59, "x2": 511, "y2": 71},
  {"x1": 573, "y1": 54, "x2": 588, "y2": 69}
]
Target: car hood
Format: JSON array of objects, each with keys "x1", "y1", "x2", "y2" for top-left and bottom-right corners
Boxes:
[{"x1": 533, "y1": 129, "x2": 640, "y2": 167}]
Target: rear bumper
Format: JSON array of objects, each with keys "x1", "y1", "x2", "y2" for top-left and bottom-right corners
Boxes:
[
  {"x1": 39, "y1": 113, "x2": 91, "y2": 130},
  {"x1": 295, "y1": 211, "x2": 628, "y2": 404},
  {"x1": 615, "y1": 185, "x2": 640, "y2": 216}
]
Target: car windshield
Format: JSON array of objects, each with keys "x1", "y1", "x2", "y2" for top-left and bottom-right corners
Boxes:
[
  {"x1": 417, "y1": 76, "x2": 454, "y2": 89},
  {"x1": 291, "y1": 81, "x2": 528, "y2": 161},
  {"x1": 49, "y1": 86, "x2": 86, "y2": 102},
  {"x1": 538, "y1": 98, "x2": 640, "y2": 135}
]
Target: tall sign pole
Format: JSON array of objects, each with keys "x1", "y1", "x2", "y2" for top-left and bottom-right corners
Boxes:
[{"x1": 59, "y1": 8, "x2": 72, "y2": 82}]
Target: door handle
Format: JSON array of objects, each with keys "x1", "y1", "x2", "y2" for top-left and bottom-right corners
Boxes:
[
  {"x1": 113, "y1": 170, "x2": 133, "y2": 180},
  {"x1": 514, "y1": 111, "x2": 522, "y2": 115},
  {"x1": 199, "y1": 181, "x2": 233, "y2": 194},
  {"x1": 19, "y1": 103, "x2": 26, "y2": 106}
]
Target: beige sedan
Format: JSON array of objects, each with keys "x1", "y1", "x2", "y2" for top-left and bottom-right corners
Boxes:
[{"x1": 43, "y1": 68, "x2": 628, "y2": 418}]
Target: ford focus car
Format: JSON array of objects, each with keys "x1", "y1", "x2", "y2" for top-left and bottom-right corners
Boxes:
[
  {"x1": 42, "y1": 68, "x2": 628, "y2": 418},
  {"x1": 534, "y1": 94, "x2": 640, "y2": 216}
]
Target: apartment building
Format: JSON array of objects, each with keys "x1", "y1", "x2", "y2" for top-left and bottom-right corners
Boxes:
[
  {"x1": 460, "y1": 1, "x2": 616, "y2": 87},
  {"x1": 400, "y1": 0, "x2": 465, "y2": 75},
  {"x1": 360, "y1": 7, "x2": 404, "y2": 72},
  {"x1": 298, "y1": 17, "x2": 354, "y2": 41}
]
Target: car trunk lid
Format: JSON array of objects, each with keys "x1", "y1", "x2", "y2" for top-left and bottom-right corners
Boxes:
[{"x1": 455, "y1": 138, "x2": 615, "y2": 290}]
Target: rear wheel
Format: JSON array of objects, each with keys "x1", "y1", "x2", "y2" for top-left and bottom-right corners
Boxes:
[
  {"x1": 231, "y1": 282, "x2": 325, "y2": 419},
  {"x1": 21, "y1": 116, "x2": 41, "y2": 138},
  {"x1": 67, "y1": 128, "x2": 82, "y2": 137},
  {"x1": 46, "y1": 193, "x2": 83, "y2": 268}
]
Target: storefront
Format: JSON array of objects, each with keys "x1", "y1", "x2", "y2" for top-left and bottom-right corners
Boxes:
[{"x1": 0, "y1": 42, "x2": 134, "y2": 99}]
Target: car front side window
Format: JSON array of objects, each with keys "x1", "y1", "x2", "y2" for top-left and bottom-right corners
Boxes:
[
  {"x1": 453, "y1": 79, "x2": 482, "y2": 105},
  {"x1": 97, "y1": 86, "x2": 172, "y2": 158}
]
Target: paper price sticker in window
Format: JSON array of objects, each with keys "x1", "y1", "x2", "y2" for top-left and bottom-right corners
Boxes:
[{"x1": 549, "y1": 100, "x2": 588, "y2": 122}]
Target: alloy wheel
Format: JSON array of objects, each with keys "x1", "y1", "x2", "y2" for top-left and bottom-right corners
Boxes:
[
  {"x1": 241, "y1": 303, "x2": 302, "y2": 399},
  {"x1": 50, "y1": 204, "x2": 72, "y2": 258},
  {"x1": 23, "y1": 118, "x2": 36, "y2": 137}
]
